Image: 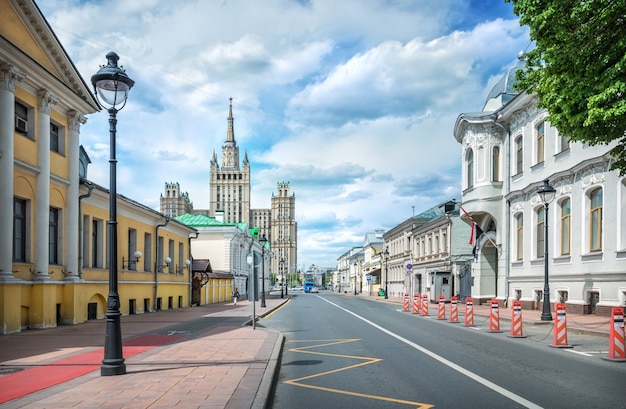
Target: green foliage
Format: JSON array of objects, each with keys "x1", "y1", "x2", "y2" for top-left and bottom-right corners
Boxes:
[{"x1": 506, "y1": 0, "x2": 626, "y2": 173}]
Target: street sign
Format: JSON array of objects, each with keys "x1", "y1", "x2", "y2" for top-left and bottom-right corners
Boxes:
[{"x1": 406, "y1": 263, "x2": 412, "y2": 270}]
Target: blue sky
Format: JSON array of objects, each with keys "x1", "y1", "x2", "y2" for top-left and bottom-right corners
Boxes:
[{"x1": 38, "y1": 0, "x2": 530, "y2": 270}]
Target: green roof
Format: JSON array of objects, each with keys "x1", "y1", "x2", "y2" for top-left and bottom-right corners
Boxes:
[{"x1": 175, "y1": 214, "x2": 246, "y2": 230}]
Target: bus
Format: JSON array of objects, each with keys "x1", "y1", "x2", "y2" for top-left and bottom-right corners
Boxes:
[{"x1": 304, "y1": 281, "x2": 315, "y2": 293}]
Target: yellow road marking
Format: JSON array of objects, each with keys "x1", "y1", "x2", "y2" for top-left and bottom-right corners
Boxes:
[{"x1": 284, "y1": 339, "x2": 434, "y2": 408}]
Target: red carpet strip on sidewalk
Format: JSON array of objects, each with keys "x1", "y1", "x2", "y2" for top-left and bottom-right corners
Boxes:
[{"x1": 0, "y1": 334, "x2": 183, "y2": 404}]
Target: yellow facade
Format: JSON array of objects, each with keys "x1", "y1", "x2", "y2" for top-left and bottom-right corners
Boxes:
[{"x1": 0, "y1": 0, "x2": 201, "y2": 334}]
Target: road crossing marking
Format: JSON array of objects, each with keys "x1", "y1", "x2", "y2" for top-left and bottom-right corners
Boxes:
[
  {"x1": 319, "y1": 296, "x2": 544, "y2": 409},
  {"x1": 284, "y1": 338, "x2": 434, "y2": 408}
]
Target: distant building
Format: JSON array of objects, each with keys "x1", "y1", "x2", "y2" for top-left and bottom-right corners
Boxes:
[
  {"x1": 209, "y1": 98, "x2": 251, "y2": 224},
  {"x1": 271, "y1": 182, "x2": 297, "y2": 288},
  {"x1": 160, "y1": 182, "x2": 193, "y2": 217}
]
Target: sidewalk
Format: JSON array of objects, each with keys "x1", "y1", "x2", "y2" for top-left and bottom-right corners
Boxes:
[{"x1": 0, "y1": 294, "x2": 290, "y2": 409}]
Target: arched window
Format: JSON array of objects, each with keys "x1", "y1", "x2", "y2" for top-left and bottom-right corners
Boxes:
[
  {"x1": 492, "y1": 146, "x2": 500, "y2": 182},
  {"x1": 515, "y1": 213, "x2": 524, "y2": 260},
  {"x1": 466, "y1": 149, "x2": 474, "y2": 188},
  {"x1": 589, "y1": 188, "x2": 603, "y2": 251},
  {"x1": 515, "y1": 136, "x2": 523, "y2": 174},
  {"x1": 536, "y1": 206, "x2": 545, "y2": 259},
  {"x1": 560, "y1": 198, "x2": 571, "y2": 255}
]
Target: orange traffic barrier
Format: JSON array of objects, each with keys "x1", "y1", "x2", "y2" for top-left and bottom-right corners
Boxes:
[
  {"x1": 437, "y1": 296, "x2": 446, "y2": 320},
  {"x1": 488, "y1": 299, "x2": 502, "y2": 333},
  {"x1": 412, "y1": 294, "x2": 420, "y2": 314},
  {"x1": 403, "y1": 293, "x2": 409, "y2": 312},
  {"x1": 551, "y1": 303, "x2": 571, "y2": 348},
  {"x1": 607, "y1": 307, "x2": 626, "y2": 361},
  {"x1": 509, "y1": 300, "x2": 526, "y2": 338},
  {"x1": 449, "y1": 296, "x2": 459, "y2": 323},
  {"x1": 422, "y1": 294, "x2": 429, "y2": 316},
  {"x1": 464, "y1": 297, "x2": 474, "y2": 327}
]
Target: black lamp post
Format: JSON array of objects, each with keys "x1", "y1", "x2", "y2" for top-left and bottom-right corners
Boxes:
[
  {"x1": 353, "y1": 262, "x2": 358, "y2": 295},
  {"x1": 91, "y1": 52, "x2": 134, "y2": 376},
  {"x1": 260, "y1": 235, "x2": 267, "y2": 307},
  {"x1": 538, "y1": 178, "x2": 556, "y2": 321},
  {"x1": 279, "y1": 258, "x2": 284, "y2": 298},
  {"x1": 384, "y1": 249, "x2": 389, "y2": 299}
]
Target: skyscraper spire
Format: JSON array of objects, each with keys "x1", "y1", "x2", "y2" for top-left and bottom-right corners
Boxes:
[{"x1": 226, "y1": 97, "x2": 235, "y2": 142}]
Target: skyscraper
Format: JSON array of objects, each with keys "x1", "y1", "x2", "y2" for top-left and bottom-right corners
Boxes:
[{"x1": 209, "y1": 98, "x2": 251, "y2": 224}]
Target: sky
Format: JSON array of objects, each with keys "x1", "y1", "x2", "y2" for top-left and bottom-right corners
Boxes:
[{"x1": 37, "y1": 0, "x2": 530, "y2": 270}]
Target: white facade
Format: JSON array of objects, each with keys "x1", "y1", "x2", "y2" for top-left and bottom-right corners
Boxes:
[{"x1": 454, "y1": 56, "x2": 626, "y2": 316}]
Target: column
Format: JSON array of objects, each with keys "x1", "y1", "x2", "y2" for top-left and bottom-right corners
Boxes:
[
  {"x1": 0, "y1": 64, "x2": 24, "y2": 280},
  {"x1": 64, "y1": 111, "x2": 86, "y2": 281},
  {"x1": 33, "y1": 89, "x2": 57, "y2": 280}
]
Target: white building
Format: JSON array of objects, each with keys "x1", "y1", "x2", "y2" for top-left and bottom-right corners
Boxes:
[{"x1": 454, "y1": 53, "x2": 626, "y2": 316}]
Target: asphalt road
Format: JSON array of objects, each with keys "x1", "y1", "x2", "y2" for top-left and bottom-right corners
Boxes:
[{"x1": 263, "y1": 292, "x2": 626, "y2": 409}]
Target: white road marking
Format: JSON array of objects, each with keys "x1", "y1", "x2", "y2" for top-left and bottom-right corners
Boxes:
[
  {"x1": 320, "y1": 296, "x2": 544, "y2": 409},
  {"x1": 565, "y1": 350, "x2": 593, "y2": 357}
]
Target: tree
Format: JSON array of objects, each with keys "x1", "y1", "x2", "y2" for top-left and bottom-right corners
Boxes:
[{"x1": 506, "y1": 0, "x2": 626, "y2": 173}]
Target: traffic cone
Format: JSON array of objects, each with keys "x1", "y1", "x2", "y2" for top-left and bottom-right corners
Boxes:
[
  {"x1": 437, "y1": 296, "x2": 446, "y2": 320},
  {"x1": 487, "y1": 299, "x2": 502, "y2": 333},
  {"x1": 403, "y1": 293, "x2": 409, "y2": 312},
  {"x1": 449, "y1": 296, "x2": 459, "y2": 323},
  {"x1": 605, "y1": 307, "x2": 626, "y2": 361},
  {"x1": 412, "y1": 294, "x2": 420, "y2": 314},
  {"x1": 422, "y1": 294, "x2": 429, "y2": 316},
  {"x1": 464, "y1": 297, "x2": 474, "y2": 327},
  {"x1": 551, "y1": 303, "x2": 572, "y2": 348},
  {"x1": 508, "y1": 300, "x2": 526, "y2": 338}
]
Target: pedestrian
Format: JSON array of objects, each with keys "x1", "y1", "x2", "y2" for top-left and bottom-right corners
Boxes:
[{"x1": 232, "y1": 288, "x2": 240, "y2": 305}]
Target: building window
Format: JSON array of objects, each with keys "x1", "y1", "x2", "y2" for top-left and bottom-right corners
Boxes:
[
  {"x1": 92, "y1": 218, "x2": 103, "y2": 268},
  {"x1": 492, "y1": 146, "x2": 500, "y2": 182},
  {"x1": 515, "y1": 136, "x2": 523, "y2": 174},
  {"x1": 466, "y1": 149, "x2": 474, "y2": 188},
  {"x1": 621, "y1": 179, "x2": 626, "y2": 250},
  {"x1": 13, "y1": 198, "x2": 28, "y2": 262},
  {"x1": 536, "y1": 206, "x2": 545, "y2": 259},
  {"x1": 516, "y1": 213, "x2": 524, "y2": 260},
  {"x1": 50, "y1": 123, "x2": 59, "y2": 152},
  {"x1": 49, "y1": 207, "x2": 60, "y2": 264},
  {"x1": 558, "y1": 132, "x2": 569, "y2": 153},
  {"x1": 560, "y1": 198, "x2": 571, "y2": 255},
  {"x1": 536, "y1": 121, "x2": 545, "y2": 164},
  {"x1": 589, "y1": 188, "x2": 603, "y2": 251},
  {"x1": 15, "y1": 101, "x2": 29, "y2": 135}
]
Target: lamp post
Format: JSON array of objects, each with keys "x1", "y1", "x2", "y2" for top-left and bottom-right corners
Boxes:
[
  {"x1": 260, "y1": 235, "x2": 267, "y2": 307},
  {"x1": 279, "y1": 258, "x2": 284, "y2": 298},
  {"x1": 538, "y1": 178, "x2": 556, "y2": 321},
  {"x1": 91, "y1": 52, "x2": 134, "y2": 376},
  {"x1": 353, "y1": 262, "x2": 358, "y2": 295},
  {"x1": 384, "y1": 249, "x2": 389, "y2": 299}
]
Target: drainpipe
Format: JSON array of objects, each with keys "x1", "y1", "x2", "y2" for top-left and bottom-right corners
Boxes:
[
  {"x1": 188, "y1": 231, "x2": 199, "y2": 307},
  {"x1": 154, "y1": 217, "x2": 170, "y2": 311},
  {"x1": 78, "y1": 180, "x2": 95, "y2": 279},
  {"x1": 491, "y1": 115, "x2": 510, "y2": 306}
]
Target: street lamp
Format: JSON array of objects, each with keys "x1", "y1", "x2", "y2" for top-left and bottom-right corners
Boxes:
[
  {"x1": 353, "y1": 262, "x2": 358, "y2": 295},
  {"x1": 279, "y1": 258, "x2": 284, "y2": 298},
  {"x1": 538, "y1": 178, "x2": 556, "y2": 321},
  {"x1": 384, "y1": 248, "x2": 389, "y2": 299},
  {"x1": 260, "y1": 235, "x2": 267, "y2": 307},
  {"x1": 91, "y1": 51, "x2": 134, "y2": 376}
]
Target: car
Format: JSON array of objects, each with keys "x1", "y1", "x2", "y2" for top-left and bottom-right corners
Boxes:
[
  {"x1": 310, "y1": 287, "x2": 319, "y2": 293},
  {"x1": 292, "y1": 286, "x2": 303, "y2": 292}
]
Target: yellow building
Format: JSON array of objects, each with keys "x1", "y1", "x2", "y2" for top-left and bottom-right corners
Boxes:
[{"x1": 0, "y1": 0, "x2": 195, "y2": 334}]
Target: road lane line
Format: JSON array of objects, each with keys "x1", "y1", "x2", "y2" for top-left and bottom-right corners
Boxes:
[{"x1": 320, "y1": 296, "x2": 544, "y2": 409}]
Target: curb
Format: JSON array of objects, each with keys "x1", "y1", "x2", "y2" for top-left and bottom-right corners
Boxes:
[{"x1": 252, "y1": 330, "x2": 284, "y2": 409}]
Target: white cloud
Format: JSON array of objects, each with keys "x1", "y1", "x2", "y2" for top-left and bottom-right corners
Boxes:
[{"x1": 39, "y1": 0, "x2": 530, "y2": 269}]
